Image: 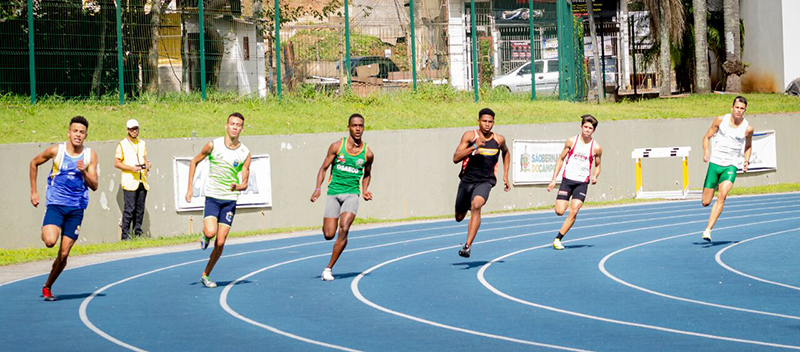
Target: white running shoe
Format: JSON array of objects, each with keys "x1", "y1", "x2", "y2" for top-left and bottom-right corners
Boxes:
[
  {"x1": 553, "y1": 238, "x2": 565, "y2": 250},
  {"x1": 702, "y1": 229, "x2": 712, "y2": 242},
  {"x1": 322, "y1": 268, "x2": 334, "y2": 281}
]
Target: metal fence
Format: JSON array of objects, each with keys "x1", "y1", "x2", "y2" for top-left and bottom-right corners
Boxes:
[{"x1": 1, "y1": 0, "x2": 595, "y2": 103}]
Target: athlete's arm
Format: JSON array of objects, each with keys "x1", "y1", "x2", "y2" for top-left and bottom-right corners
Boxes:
[
  {"x1": 742, "y1": 125, "x2": 754, "y2": 172},
  {"x1": 81, "y1": 150, "x2": 99, "y2": 191},
  {"x1": 453, "y1": 131, "x2": 479, "y2": 163},
  {"x1": 702, "y1": 115, "x2": 723, "y2": 162},
  {"x1": 185, "y1": 141, "x2": 213, "y2": 203},
  {"x1": 362, "y1": 149, "x2": 374, "y2": 201},
  {"x1": 232, "y1": 154, "x2": 252, "y2": 191},
  {"x1": 311, "y1": 141, "x2": 340, "y2": 202},
  {"x1": 591, "y1": 143, "x2": 603, "y2": 184},
  {"x1": 498, "y1": 135, "x2": 511, "y2": 192},
  {"x1": 29, "y1": 145, "x2": 58, "y2": 207},
  {"x1": 547, "y1": 138, "x2": 573, "y2": 192}
]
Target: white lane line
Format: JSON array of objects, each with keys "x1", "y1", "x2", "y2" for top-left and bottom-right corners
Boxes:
[
  {"x1": 82, "y1": 214, "x2": 582, "y2": 351},
  {"x1": 348, "y1": 209, "x2": 790, "y2": 349},
  {"x1": 476, "y1": 216, "x2": 800, "y2": 350},
  {"x1": 4, "y1": 192, "x2": 780, "y2": 289},
  {"x1": 76, "y1": 198, "x2": 794, "y2": 350},
  {"x1": 715, "y1": 229, "x2": 800, "y2": 291},
  {"x1": 598, "y1": 223, "x2": 800, "y2": 320}
]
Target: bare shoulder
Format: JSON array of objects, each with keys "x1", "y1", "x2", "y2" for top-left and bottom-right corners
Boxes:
[
  {"x1": 593, "y1": 140, "x2": 603, "y2": 155},
  {"x1": 494, "y1": 133, "x2": 507, "y2": 144},
  {"x1": 330, "y1": 139, "x2": 343, "y2": 152},
  {"x1": 366, "y1": 146, "x2": 375, "y2": 161}
]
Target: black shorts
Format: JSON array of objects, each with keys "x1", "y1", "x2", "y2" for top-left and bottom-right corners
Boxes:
[
  {"x1": 556, "y1": 178, "x2": 589, "y2": 202},
  {"x1": 455, "y1": 181, "x2": 493, "y2": 214}
]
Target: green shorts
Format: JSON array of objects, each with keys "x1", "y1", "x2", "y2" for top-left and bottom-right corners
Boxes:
[{"x1": 703, "y1": 162, "x2": 737, "y2": 189}]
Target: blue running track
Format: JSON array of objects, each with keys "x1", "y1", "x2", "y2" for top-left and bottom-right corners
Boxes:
[{"x1": 2, "y1": 193, "x2": 799, "y2": 351}]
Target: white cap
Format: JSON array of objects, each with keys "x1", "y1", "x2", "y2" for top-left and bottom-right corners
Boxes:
[{"x1": 126, "y1": 119, "x2": 139, "y2": 129}]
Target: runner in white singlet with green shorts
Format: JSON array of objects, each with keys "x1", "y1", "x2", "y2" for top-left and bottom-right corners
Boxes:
[
  {"x1": 700, "y1": 96, "x2": 754, "y2": 242},
  {"x1": 185, "y1": 112, "x2": 251, "y2": 288},
  {"x1": 311, "y1": 114, "x2": 374, "y2": 281}
]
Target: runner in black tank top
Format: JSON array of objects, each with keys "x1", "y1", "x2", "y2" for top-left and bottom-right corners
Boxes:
[
  {"x1": 452, "y1": 108, "x2": 511, "y2": 258},
  {"x1": 460, "y1": 131, "x2": 501, "y2": 186}
]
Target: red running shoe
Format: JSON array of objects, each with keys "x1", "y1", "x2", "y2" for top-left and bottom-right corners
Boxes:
[{"x1": 42, "y1": 286, "x2": 56, "y2": 301}]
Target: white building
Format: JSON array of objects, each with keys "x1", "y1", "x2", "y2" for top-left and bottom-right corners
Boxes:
[{"x1": 740, "y1": 0, "x2": 800, "y2": 92}]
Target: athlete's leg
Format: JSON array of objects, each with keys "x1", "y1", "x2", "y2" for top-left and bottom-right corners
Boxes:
[
  {"x1": 454, "y1": 183, "x2": 471, "y2": 222},
  {"x1": 558, "y1": 198, "x2": 584, "y2": 237},
  {"x1": 322, "y1": 218, "x2": 338, "y2": 240},
  {"x1": 41, "y1": 225, "x2": 61, "y2": 248},
  {"x1": 701, "y1": 188, "x2": 716, "y2": 207},
  {"x1": 554, "y1": 199, "x2": 569, "y2": 216},
  {"x1": 465, "y1": 196, "x2": 487, "y2": 248},
  {"x1": 326, "y1": 212, "x2": 355, "y2": 269},
  {"x1": 44, "y1": 235, "x2": 76, "y2": 288},
  {"x1": 203, "y1": 223, "x2": 230, "y2": 277},
  {"x1": 202, "y1": 217, "x2": 218, "y2": 240},
  {"x1": 705, "y1": 181, "x2": 734, "y2": 231}
]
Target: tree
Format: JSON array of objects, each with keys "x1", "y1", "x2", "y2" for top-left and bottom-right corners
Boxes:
[
  {"x1": 692, "y1": 0, "x2": 710, "y2": 93},
  {"x1": 643, "y1": 0, "x2": 685, "y2": 97},
  {"x1": 722, "y1": 0, "x2": 742, "y2": 92}
]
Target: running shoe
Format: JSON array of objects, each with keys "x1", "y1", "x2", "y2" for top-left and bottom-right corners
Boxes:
[
  {"x1": 322, "y1": 268, "x2": 334, "y2": 281},
  {"x1": 200, "y1": 235, "x2": 210, "y2": 250},
  {"x1": 553, "y1": 238, "x2": 565, "y2": 250},
  {"x1": 702, "y1": 229, "x2": 712, "y2": 242},
  {"x1": 42, "y1": 286, "x2": 56, "y2": 301},
  {"x1": 458, "y1": 244, "x2": 471, "y2": 258},
  {"x1": 201, "y1": 275, "x2": 217, "y2": 288}
]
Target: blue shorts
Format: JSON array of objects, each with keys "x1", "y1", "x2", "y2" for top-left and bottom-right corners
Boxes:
[
  {"x1": 43, "y1": 205, "x2": 85, "y2": 240},
  {"x1": 204, "y1": 197, "x2": 237, "y2": 227}
]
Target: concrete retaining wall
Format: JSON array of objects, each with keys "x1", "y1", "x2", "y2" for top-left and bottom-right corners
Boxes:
[{"x1": 1, "y1": 113, "x2": 797, "y2": 249}]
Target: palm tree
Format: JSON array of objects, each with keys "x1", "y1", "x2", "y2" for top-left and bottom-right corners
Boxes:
[
  {"x1": 723, "y1": 0, "x2": 742, "y2": 92},
  {"x1": 692, "y1": 0, "x2": 710, "y2": 93},
  {"x1": 643, "y1": 0, "x2": 685, "y2": 97}
]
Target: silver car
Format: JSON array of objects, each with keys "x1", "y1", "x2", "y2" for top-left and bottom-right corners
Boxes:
[{"x1": 492, "y1": 59, "x2": 559, "y2": 95}]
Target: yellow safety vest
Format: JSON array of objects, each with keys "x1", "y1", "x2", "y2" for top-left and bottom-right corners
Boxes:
[{"x1": 116, "y1": 138, "x2": 149, "y2": 191}]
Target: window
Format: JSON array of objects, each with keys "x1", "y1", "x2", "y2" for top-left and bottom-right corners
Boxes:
[
  {"x1": 243, "y1": 37, "x2": 250, "y2": 61},
  {"x1": 534, "y1": 61, "x2": 544, "y2": 74},
  {"x1": 518, "y1": 63, "x2": 531, "y2": 75},
  {"x1": 547, "y1": 60, "x2": 559, "y2": 73}
]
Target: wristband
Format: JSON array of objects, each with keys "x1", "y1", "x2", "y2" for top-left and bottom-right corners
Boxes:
[
  {"x1": 315, "y1": 187, "x2": 321, "y2": 191},
  {"x1": 473, "y1": 144, "x2": 478, "y2": 151}
]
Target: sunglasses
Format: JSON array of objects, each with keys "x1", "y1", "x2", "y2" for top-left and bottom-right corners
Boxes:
[{"x1": 128, "y1": 127, "x2": 139, "y2": 131}]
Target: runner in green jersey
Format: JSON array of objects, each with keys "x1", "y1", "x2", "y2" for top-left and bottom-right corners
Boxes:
[{"x1": 311, "y1": 114, "x2": 374, "y2": 281}]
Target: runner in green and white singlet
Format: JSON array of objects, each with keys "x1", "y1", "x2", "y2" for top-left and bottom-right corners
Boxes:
[
  {"x1": 700, "y1": 96, "x2": 754, "y2": 242},
  {"x1": 311, "y1": 113, "x2": 374, "y2": 281},
  {"x1": 185, "y1": 112, "x2": 252, "y2": 288}
]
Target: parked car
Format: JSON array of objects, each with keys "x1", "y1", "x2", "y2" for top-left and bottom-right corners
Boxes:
[{"x1": 492, "y1": 59, "x2": 559, "y2": 95}]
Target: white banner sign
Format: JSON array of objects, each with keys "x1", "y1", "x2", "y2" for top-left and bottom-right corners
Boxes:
[
  {"x1": 737, "y1": 130, "x2": 777, "y2": 173},
  {"x1": 513, "y1": 139, "x2": 565, "y2": 185},
  {"x1": 173, "y1": 155, "x2": 273, "y2": 212}
]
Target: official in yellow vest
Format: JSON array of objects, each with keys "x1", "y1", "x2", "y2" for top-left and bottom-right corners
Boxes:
[{"x1": 114, "y1": 119, "x2": 151, "y2": 240}]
